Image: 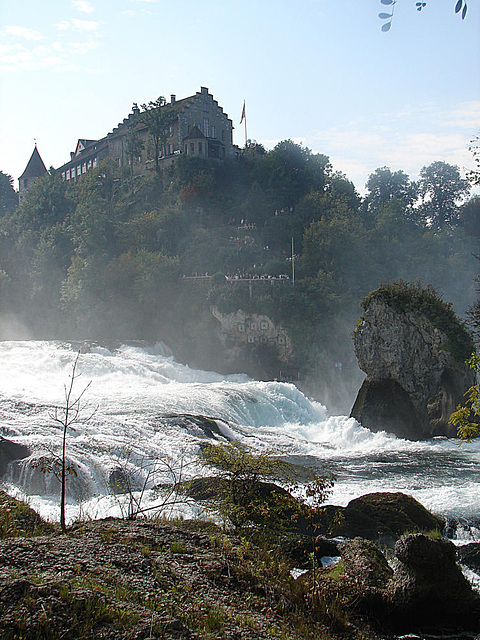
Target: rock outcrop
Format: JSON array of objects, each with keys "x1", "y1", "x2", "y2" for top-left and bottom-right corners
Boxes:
[
  {"x1": 316, "y1": 492, "x2": 444, "y2": 547},
  {"x1": 0, "y1": 437, "x2": 29, "y2": 477},
  {"x1": 333, "y1": 534, "x2": 480, "y2": 633},
  {"x1": 351, "y1": 283, "x2": 475, "y2": 439}
]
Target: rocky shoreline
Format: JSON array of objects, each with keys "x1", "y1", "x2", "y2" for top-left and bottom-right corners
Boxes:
[{"x1": 0, "y1": 490, "x2": 479, "y2": 640}]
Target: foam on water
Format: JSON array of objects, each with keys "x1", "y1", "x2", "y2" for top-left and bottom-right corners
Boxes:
[{"x1": 0, "y1": 340, "x2": 479, "y2": 531}]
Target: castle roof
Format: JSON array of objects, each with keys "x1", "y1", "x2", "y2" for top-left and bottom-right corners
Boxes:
[
  {"x1": 19, "y1": 146, "x2": 47, "y2": 180},
  {"x1": 183, "y1": 126, "x2": 206, "y2": 141}
]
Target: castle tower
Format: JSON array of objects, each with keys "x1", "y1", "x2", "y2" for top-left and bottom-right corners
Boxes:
[{"x1": 18, "y1": 145, "x2": 47, "y2": 201}]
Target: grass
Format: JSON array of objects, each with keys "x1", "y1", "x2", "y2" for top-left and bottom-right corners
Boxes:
[{"x1": 0, "y1": 490, "x2": 55, "y2": 539}]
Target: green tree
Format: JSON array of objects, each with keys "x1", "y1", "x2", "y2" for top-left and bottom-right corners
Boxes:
[
  {"x1": 134, "y1": 97, "x2": 176, "y2": 171},
  {"x1": 364, "y1": 166, "x2": 417, "y2": 220},
  {"x1": 458, "y1": 196, "x2": 480, "y2": 240},
  {"x1": 262, "y1": 140, "x2": 330, "y2": 208},
  {"x1": 124, "y1": 127, "x2": 144, "y2": 191},
  {"x1": 449, "y1": 354, "x2": 479, "y2": 440},
  {"x1": 0, "y1": 171, "x2": 18, "y2": 215},
  {"x1": 200, "y1": 443, "x2": 334, "y2": 538},
  {"x1": 418, "y1": 161, "x2": 470, "y2": 230}
]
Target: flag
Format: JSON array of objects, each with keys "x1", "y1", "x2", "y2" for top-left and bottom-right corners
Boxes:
[{"x1": 240, "y1": 101, "x2": 246, "y2": 125}]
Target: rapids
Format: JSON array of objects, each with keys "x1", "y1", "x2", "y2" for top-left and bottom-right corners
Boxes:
[{"x1": 0, "y1": 340, "x2": 479, "y2": 541}]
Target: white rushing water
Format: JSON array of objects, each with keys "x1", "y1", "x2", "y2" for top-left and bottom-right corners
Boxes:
[{"x1": 0, "y1": 340, "x2": 479, "y2": 539}]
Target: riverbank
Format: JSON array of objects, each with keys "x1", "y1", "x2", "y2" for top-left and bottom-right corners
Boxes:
[{"x1": 1, "y1": 490, "x2": 480, "y2": 640}]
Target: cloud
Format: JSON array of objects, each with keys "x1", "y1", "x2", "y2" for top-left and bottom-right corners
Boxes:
[
  {"x1": 300, "y1": 103, "x2": 479, "y2": 193},
  {"x1": 3, "y1": 26, "x2": 44, "y2": 41},
  {"x1": 72, "y1": 0, "x2": 95, "y2": 13},
  {"x1": 54, "y1": 18, "x2": 100, "y2": 32}
]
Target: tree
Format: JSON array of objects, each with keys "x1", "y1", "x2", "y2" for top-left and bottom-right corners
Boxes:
[
  {"x1": 33, "y1": 353, "x2": 94, "y2": 533},
  {"x1": 0, "y1": 171, "x2": 18, "y2": 215},
  {"x1": 262, "y1": 140, "x2": 330, "y2": 208},
  {"x1": 124, "y1": 127, "x2": 144, "y2": 190},
  {"x1": 134, "y1": 97, "x2": 176, "y2": 171},
  {"x1": 418, "y1": 161, "x2": 470, "y2": 230},
  {"x1": 449, "y1": 256, "x2": 479, "y2": 441},
  {"x1": 458, "y1": 196, "x2": 480, "y2": 240},
  {"x1": 378, "y1": 0, "x2": 468, "y2": 32},
  {"x1": 364, "y1": 167, "x2": 417, "y2": 218},
  {"x1": 200, "y1": 443, "x2": 334, "y2": 536}
]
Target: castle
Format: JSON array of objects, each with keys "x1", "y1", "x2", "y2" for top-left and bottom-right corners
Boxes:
[{"x1": 19, "y1": 87, "x2": 235, "y2": 197}]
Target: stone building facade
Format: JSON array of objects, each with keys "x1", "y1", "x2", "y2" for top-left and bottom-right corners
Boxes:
[
  {"x1": 58, "y1": 87, "x2": 235, "y2": 185},
  {"x1": 211, "y1": 308, "x2": 293, "y2": 363}
]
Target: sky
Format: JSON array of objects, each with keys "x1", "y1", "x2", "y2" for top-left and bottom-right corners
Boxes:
[{"x1": 0, "y1": 0, "x2": 479, "y2": 194}]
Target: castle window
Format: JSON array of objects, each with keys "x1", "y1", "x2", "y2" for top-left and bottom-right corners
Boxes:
[
  {"x1": 278, "y1": 335, "x2": 286, "y2": 345},
  {"x1": 66, "y1": 169, "x2": 70, "y2": 180},
  {"x1": 87, "y1": 159, "x2": 92, "y2": 169},
  {"x1": 82, "y1": 163, "x2": 86, "y2": 173},
  {"x1": 247, "y1": 335, "x2": 255, "y2": 343},
  {"x1": 238, "y1": 323, "x2": 245, "y2": 333},
  {"x1": 189, "y1": 142, "x2": 194, "y2": 154},
  {"x1": 198, "y1": 142, "x2": 202, "y2": 154},
  {"x1": 93, "y1": 157, "x2": 97, "y2": 167},
  {"x1": 211, "y1": 125, "x2": 216, "y2": 138},
  {"x1": 260, "y1": 320, "x2": 269, "y2": 330},
  {"x1": 77, "y1": 166, "x2": 81, "y2": 176},
  {"x1": 250, "y1": 321, "x2": 257, "y2": 330},
  {"x1": 61, "y1": 172, "x2": 65, "y2": 181},
  {"x1": 260, "y1": 336, "x2": 268, "y2": 344},
  {"x1": 203, "y1": 118, "x2": 209, "y2": 137}
]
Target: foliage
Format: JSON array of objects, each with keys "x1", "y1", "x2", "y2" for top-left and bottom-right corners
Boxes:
[
  {"x1": 378, "y1": 0, "x2": 468, "y2": 31},
  {"x1": 199, "y1": 443, "x2": 334, "y2": 542},
  {"x1": 449, "y1": 354, "x2": 480, "y2": 440},
  {"x1": 1, "y1": 138, "x2": 477, "y2": 387},
  {"x1": 0, "y1": 490, "x2": 54, "y2": 539},
  {"x1": 360, "y1": 280, "x2": 474, "y2": 362},
  {"x1": 418, "y1": 161, "x2": 470, "y2": 230},
  {"x1": 364, "y1": 167, "x2": 418, "y2": 225},
  {"x1": 0, "y1": 171, "x2": 18, "y2": 215},
  {"x1": 134, "y1": 96, "x2": 176, "y2": 170}
]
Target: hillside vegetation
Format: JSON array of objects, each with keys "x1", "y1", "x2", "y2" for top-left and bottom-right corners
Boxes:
[{"x1": 0, "y1": 144, "x2": 478, "y2": 406}]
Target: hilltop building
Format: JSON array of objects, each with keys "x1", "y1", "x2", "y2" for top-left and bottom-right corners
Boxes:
[
  {"x1": 18, "y1": 145, "x2": 48, "y2": 200},
  {"x1": 57, "y1": 87, "x2": 235, "y2": 185}
]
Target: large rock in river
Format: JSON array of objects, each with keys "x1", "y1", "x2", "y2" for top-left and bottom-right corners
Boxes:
[{"x1": 350, "y1": 283, "x2": 475, "y2": 439}]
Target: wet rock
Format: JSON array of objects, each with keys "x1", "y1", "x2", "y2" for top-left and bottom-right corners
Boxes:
[
  {"x1": 108, "y1": 467, "x2": 138, "y2": 495},
  {"x1": 318, "y1": 492, "x2": 444, "y2": 545},
  {"x1": 340, "y1": 537, "x2": 393, "y2": 588},
  {"x1": 0, "y1": 437, "x2": 29, "y2": 477},
  {"x1": 386, "y1": 534, "x2": 480, "y2": 630},
  {"x1": 457, "y1": 542, "x2": 480, "y2": 571}
]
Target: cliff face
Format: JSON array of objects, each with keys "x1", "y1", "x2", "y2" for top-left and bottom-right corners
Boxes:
[{"x1": 351, "y1": 294, "x2": 475, "y2": 440}]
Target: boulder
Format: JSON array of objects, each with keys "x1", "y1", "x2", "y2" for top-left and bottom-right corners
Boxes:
[
  {"x1": 340, "y1": 537, "x2": 393, "y2": 588},
  {"x1": 317, "y1": 492, "x2": 444, "y2": 546},
  {"x1": 350, "y1": 284, "x2": 475, "y2": 439},
  {"x1": 457, "y1": 542, "x2": 480, "y2": 572},
  {"x1": 323, "y1": 534, "x2": 480, "y2": 634},
  {"x1": 0, "y1": 437, "x2": 29, "y2": 477},
  {"x1": 386, "y1": 534, "x2": 480, "y2": 630}
]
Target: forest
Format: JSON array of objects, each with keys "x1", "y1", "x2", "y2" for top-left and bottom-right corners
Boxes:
[{"x1": 0, "y1": 141, "x2": 478, "y2": 408}]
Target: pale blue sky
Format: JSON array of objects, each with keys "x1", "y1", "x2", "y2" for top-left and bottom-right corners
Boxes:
[{"x1": 1, "y1": 0, "x2": 479, "y2": 193}]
